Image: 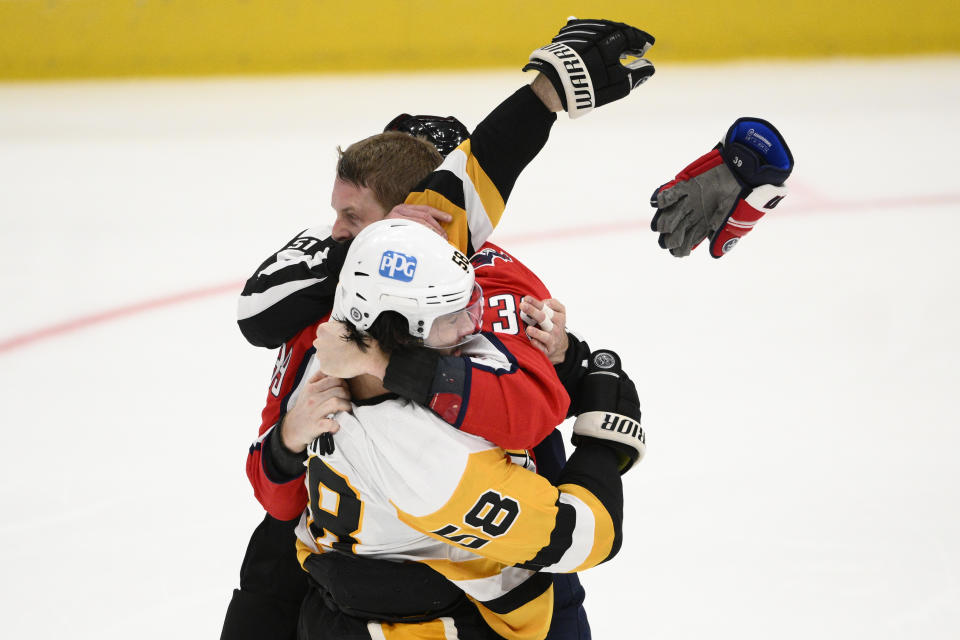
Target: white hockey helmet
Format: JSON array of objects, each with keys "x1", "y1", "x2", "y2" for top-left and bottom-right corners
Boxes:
[{"x1": 333, "y1": 218, "x2": 483, "y2": 348}]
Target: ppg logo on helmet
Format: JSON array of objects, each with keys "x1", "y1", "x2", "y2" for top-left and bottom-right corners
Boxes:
[{"x1": 379, "y1": 251, "x2": 417, "y2": 282}]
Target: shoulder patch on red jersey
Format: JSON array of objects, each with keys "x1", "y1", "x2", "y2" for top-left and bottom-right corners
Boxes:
[{"x1": 471, "y1": 247, "x2": 513, "y2": 270}]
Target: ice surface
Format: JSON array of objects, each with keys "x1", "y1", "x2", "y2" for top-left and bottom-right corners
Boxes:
[{"x1": 1, "y1": 58, "x2": 959, "y2": 639}]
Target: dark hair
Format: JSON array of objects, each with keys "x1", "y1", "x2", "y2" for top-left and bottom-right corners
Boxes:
[
  {"x1": 336, "y1": 132, "x2": 443, "y2": 211},
  {"x1": 341, "y1": 311, "x2": 424, "y2": 356}
]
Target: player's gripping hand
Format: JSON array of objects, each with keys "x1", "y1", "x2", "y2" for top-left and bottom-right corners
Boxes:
[
  {"x1": 386, "y1": 204, "x2": 451, "y2": 240},
  {"x1": 280, "y1": 370, "x2": 350, "y2": 453},
  {"x1": 520, "y1": 297, "x2": 568, "y2": 364},
  {"x1": 650, "y1": 117, "x2": 795, "y2": 258},
  {"x1": 571, "y1": 349, "x2": 644, "y2": 473},
  {"x1": 523, "y1": 18, "x2": 655, "y2": 119}
]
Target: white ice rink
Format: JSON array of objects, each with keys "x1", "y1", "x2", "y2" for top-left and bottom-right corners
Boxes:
[{"x1": 1, "y1": 58, "x2": 959, "y2": 639}]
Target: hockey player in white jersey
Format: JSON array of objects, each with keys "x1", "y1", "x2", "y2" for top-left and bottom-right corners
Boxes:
[
  {"x1": 227, "y1": 17, "x2": 659, "y2": 640},
  {"x1": 255, "y1": 219, "x2": 645, "y2": 640}
]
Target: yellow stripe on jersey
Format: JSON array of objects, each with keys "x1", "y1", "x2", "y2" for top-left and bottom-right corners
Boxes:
[
  {"x1": 420, "y1": 555, "x2": 504, "y2": 582},
  {"x1": 406, "y1": 188, "x2": 471, "y2": 255},
  {"x1": 558, "y1": 483, "x2": 616, "y2": 573},
  {"x1": 471, "y1": 587, "x2": 554, "y2": 640},
  {"x1": 368, "y1": 616, "x2": 459, "y2": 640},
  {"x1": 404, "y1": 139, "x2": 506, "y2": 257},
  {"x1": 295, "y1": 538, "x2": 321, "y2": 571},
  {"x1": 462, "y1": 140, "x2": 505, "y2": 230},
  {"x1": 396, "y1": 448, "x2": 559, "y2": 567}
]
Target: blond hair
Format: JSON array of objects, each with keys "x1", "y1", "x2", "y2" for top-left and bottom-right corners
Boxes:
[{"x1": 337, "y1": 132, "x2": 443, "y2": 210}]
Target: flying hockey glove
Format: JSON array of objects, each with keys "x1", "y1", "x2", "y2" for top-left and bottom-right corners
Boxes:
[
  {"x1": 650, "y1": 117, "x2": 794, "y2": 257},
  {"x1": 523, "y1": 18, "x2": 655, "y2": 119},
  {"x1": 571, "y1": 349, "x2": 644, "y2": 473}
]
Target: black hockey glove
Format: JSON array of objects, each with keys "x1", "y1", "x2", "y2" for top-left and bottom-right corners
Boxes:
[
  {"x1": 650, "y1": 117, "x2": 794, "y2": 257},
  {"x1": 523, "y1": 18, "x2": 655, "y2": 119},
  {"x1": 384, "y1": 113, "x2": 470, "y2": 157},
  {"x1": 571, "y1": 349, "x2": 644, "y2": 473}
]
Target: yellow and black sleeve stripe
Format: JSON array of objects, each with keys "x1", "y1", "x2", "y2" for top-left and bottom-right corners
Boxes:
[{"x1": 404, "y1": 85, "x2": 556, "y2": 256}]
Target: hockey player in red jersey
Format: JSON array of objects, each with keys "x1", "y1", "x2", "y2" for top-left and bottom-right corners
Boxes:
[
  {"x1": 223, "y1": 17, "x2": 659, "y2": 640},
  {"x1": 247, "y1": 234, "x2": 572, "y2": 518},
  {"x1": 253, "y1": 219, "x2": 645, "y2": 639},
  {"x1": 224, "y1": 108, "x2": 594, "y2": 640}
]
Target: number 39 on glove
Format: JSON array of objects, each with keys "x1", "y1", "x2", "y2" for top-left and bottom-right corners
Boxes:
[{"x1": 650, "y1": 117, "x2": 795, "y2": 258}]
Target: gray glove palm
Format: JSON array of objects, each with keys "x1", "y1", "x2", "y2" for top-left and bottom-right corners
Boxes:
[
  {"x1": 651, "y1": 118, "x2": 794, "y2": 258},
  {"x1": 652, "y1": 161, "x2": 742, "y2": 257}
]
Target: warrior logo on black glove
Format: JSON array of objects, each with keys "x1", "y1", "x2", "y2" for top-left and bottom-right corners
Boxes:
[
  {"x1": 599, "y1": 413, "x2": 644, "y2": 445},
  {"x1": 571, "y1": 349, "x2": 645, "y2": 473},
  {"x1": 523, "y1": 18, "x2": 655, "y2": 119}
]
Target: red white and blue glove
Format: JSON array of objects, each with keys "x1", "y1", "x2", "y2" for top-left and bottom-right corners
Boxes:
[{"x1": 650, "y1": 117, "x2": 794, "y2": 257}]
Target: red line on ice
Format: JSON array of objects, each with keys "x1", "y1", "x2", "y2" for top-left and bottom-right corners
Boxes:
[
  {"x1": 2, "y1": 193, "x2": 958, "y2": 354},
  {"x1": 0, "y1": 282, "x2": 243, "y2": 354}
]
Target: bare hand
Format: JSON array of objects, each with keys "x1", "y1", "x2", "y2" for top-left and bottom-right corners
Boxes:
[
  {"x1": 530, "y1": 73, "x2": 563, "y2": 113},
  {"x1": 520, "y1": 297, "x2": 569, "y2": 364},
  {"x1": 313, "y1": 320, "x2": 389, "y2": 380},
  {"x1": 386, "y1": 204, "x2": 452, "y2": 239},
  {"x1": 280, "y1": 370, "x2": 351, "y2": 453}
]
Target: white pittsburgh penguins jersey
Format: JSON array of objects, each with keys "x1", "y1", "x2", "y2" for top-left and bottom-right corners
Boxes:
[{"x1": 294, "y1": 398, "x2": 617, "y2": 640}]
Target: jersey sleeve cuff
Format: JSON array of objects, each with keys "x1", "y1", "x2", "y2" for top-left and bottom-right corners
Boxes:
[
  {"x1": 554, "y1": 332, "x2": 590, "y2": 415},
  {"x1": 263, "y1": 423, "x2": 308, "y2": 483},
  {"x1": 383, "y1": 347, "x2": 442, "y2": 406}
]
